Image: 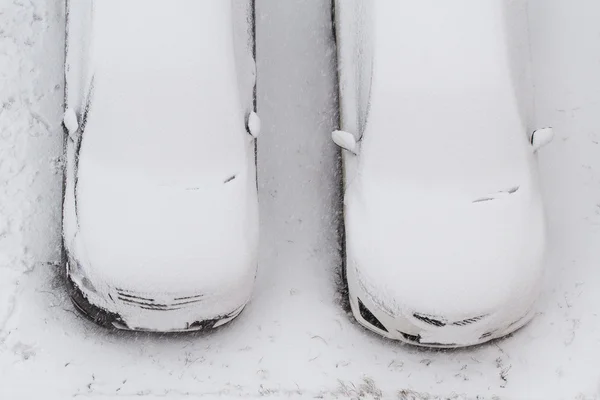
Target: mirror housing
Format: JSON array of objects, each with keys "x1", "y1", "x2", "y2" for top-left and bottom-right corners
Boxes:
[
  {"x1": 247, "y1": 111, "x2": 261, "y2": 139},
  {"x1": 531, "y1": 127, "x2": 554, "y2": 152},
  {"x1": 332, "y1": 130, "x2": 358, "y2": 155},
  {"x1": 63, "y1": 108, "x2": 80, "y2": 140}
]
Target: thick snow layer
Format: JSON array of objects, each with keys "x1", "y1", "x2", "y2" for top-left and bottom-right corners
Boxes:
[
  {"x1": 1, "y1": 0, "x2": 600, "y2": 399},
  {"x1": 346, "y1": 181, "x2": 546, "y2": 316},
  {"x1": 65, "y1": 0, "x2": 259, "y2": 314},
  {"x1": 340, "y1": 0, "x2": 546, "y2": 321},
  {"x1": 360, "y1": 0, "x2": 533, "y2": 188}
]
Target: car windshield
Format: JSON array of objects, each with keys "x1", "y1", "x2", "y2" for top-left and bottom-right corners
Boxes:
[
  {"x1": 359, "y1": 90, "x2": 529, "y2": 189},
  {"x1": 358, "y1": 2, "x2": 531, "y2": 190},
  {"x1": 80, "y1": 1, "x2": 246, "y2": 185}
]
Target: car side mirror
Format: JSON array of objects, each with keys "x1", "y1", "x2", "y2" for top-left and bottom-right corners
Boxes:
[
  {"x1": 247, "y1": 111, "x2": 261, "y2": 139},
  {"x1": 63, "y1": 108, "x2": 80, "y2": 141},
  {"x1": 531, "y1": 127, "x2": 554, "y2": 152},
  {"x1": 332, "y1": 130, "x2": 358, "y2": 155}
]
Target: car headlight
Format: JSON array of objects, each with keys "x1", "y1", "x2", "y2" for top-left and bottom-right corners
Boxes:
[{"x1": 68, "y1": 258, "x2": 98, "y2": 295}]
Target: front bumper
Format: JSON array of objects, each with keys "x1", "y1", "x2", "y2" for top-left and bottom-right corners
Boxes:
[
  {"x1": 66, "y1": 264, "x2": 249, "y2": 332},
  {"x1": 346, "y1": 264, "x2": 539, "y2": 348}
]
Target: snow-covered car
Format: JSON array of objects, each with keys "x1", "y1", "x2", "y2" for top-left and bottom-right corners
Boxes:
[
  {"x1": 332, "y1": 0, "x2": 554, "y2": 347},
  {"x1": 62, "y1": 0, "x2": 260, "y2": 332}
]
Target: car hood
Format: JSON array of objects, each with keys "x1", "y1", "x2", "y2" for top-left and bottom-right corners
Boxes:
[
  {"x1": 345, "y1": 176, "x2": 546, "y2": 318},
  {"x1": 76, "y1": 160, "x2": 259, "y2": 295}
]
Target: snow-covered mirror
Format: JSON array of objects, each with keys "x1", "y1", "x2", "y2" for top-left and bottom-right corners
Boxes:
[
  {"x1": 531, "y1": 127, "x2": 554, "y2": 152},
  {"x1": 332, "y1": 130, "x2": 358, "y2": 155},
  {"x1": 63, "y1": 108, "x2": 80, "y2": 141},
  {"x1": 247, "y1": 111, "x2": 261, "y2": 139}
]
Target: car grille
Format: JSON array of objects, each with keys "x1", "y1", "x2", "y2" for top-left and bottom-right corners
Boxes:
[
  {"x1": 115, "y1": 289, "x2": 204, "y2": 311},
  {"x1": 412, "y1": 313, "x2": 488, "y2": 327},
  {"x1": 413, "y1": 313, "x2": 446, "y2": 327},
  {"x1": 452, "y1": 315, "x2": 488, "y2": 326}
]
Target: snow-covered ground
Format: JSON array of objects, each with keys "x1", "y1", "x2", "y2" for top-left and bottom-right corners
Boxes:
[
  {"x1": 1, "y1": 0, "x2": 600, "y2": 399},
  {"x1": 0, "y1": 0, "x2": 64, "y2": 339}
]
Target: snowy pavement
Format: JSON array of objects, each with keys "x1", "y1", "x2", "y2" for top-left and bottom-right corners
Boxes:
[
  {"x1": 0, "y1": 1, "x2": 64, "y2": 336},
  {"x1": 1, "y1": 1, "x2": 600, "y2": 399}
]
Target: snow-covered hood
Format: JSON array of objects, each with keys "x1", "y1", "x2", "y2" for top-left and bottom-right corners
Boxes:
[
  {"x1": 76, "y1": 161, "x2": 259, "y2": 294},
  {"x1": 345, "y1": 175, "x2": 546, "y2": 318}
]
